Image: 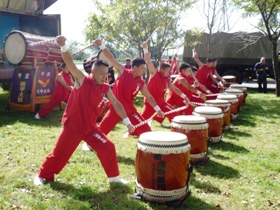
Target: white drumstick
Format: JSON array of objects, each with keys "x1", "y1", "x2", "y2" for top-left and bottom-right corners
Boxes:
[
  {"x1": 145, "y1": 28, "x2": 158, "y2": 43},
  {"x1": 72, "y1": 42, "x2": 95, "y2": 56},
  {"x1": 28, "y1": 38, "x2": 56, "y2": 47}
]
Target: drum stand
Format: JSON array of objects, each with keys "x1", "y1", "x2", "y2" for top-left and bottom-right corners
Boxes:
[{"x1": 131, "y1": 165, "x2": 193, "y2": 207}]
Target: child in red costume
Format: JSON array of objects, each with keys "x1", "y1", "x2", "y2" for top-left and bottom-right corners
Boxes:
[
  {"x1": 140, "y1": 42, "x2": 190, "y2": 125},
  {"x1": 35, "y1": 63, "x2": 74, "y2": 119},
  {"x1": 96, "y1": 40, "x2": 164, "y2": 137},
  {"x1": 166, "y1": 62, "x2": 206, "y2": 113},
  {"x1": 34, "y1": 36, "x2": 134, "y2": 186}
]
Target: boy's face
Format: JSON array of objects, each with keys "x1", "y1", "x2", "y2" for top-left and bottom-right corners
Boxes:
[{"x1": 92, "y1": 65, "x2": 109, "y2": 85}]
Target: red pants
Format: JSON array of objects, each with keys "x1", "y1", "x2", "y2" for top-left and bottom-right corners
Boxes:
[
  {"x1": 38, "y1": 119, "x2": 119, "y2": 181},
  {"x1": 141, "y1": 102, "x2": 179, "y2": 124},
  {"x1": 99, "y1": 107, "x2": 151, "y2": 137},
  {"x1": 166, "y1": 98, "x2": 194, "y2": 115},
  {"x1": 38, "y1": 92, "x2": 69, "y2": 118}
]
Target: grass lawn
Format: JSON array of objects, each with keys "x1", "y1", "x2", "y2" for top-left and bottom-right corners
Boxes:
[{"x1": 0, "y1": 87, "x2": 279, "y2": 210}]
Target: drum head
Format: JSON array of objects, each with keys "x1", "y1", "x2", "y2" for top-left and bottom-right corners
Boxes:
[
  {"x1": 4, "y1": 31, "x2": 27, "y2": 64},
  {"x1": 97, "y1": 50, "x2": 115, "y2": 68},
  {"x1": 222, "y1": 75, "x2": 236, "y2": 79},
  {"x1": 225, "y1": 88, "x2": 243, "y2": 95},
  {"x1": 206, "y1": 99, "x2": 230, "y2": 106},
  {"x1": 217, "y1": 94, "x2": 238, "y2": 100},
  {"x1": 172, "y1": 115, "x2": 206, "y2": 124},
  {"x1": 194, "y1": 106, "x2": 223, "y2": 115}
]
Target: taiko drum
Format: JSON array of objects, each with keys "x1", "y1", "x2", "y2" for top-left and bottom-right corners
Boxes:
[
  {"x1": 135, "y1": 131, "x2": 191, "y2": 202},
  {"x1": 217, "y1": 94, "x2": 239, "y2": 120},
  {"x1": 224, "y1": 88, "x2": 244, "y2": 107},
  {"x1": 171, "y1": 115, "x2": 208, "y2": 162},
  {"x1": 4, "y1": 30, "x2": 63, "y2": 66},
  {"x1": 222, "y1": 75, "x2": 236, "y2": 87},
  {"x1": 193, "y1": 106, "x2": 224, "y2": 143},
  {"x1": 205, "y1": 99, "x2": 231, "y2": 131},
  {"x1": 229, "y1": 84, "x2": 248, "y2": 103}
]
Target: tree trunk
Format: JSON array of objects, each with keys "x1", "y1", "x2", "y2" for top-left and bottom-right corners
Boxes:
[{"x1": 271, "y1": 39, "x2": 280, "y2": 96}]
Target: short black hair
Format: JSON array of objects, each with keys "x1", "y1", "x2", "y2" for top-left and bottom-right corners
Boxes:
[
  {"x1": 206, "y1": 58, "x2": 214, "y2": 63},
  {"x1": 160, "y1": 62, "x2": 171, "y2": 69},
  {"x1": 92, "y1": 59, "x2": 109, "y2": 69},
  {"x1": 132, "y1": 57, "x2": 146, "y2": 67},
  {"x1": 60, "y1": 63, "x2": 66, "y2": 69},
  {"x1": 179, "y1": 62, "x2": 191, "y2": 72},
  {"x1": 191, "y1": 66, "x2": 198, "y2": 71},
  {"x1": 126, "y1": 58, "x2": 131, "y2": 62}
]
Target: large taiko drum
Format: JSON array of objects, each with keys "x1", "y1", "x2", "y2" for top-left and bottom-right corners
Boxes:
[
  {"x1": 193, "y1": 106, "x2": 224, "y2": 143},
  {"x1": 217, "y1": 94, "x2": 239, "y2": 120},
  {"x1": 222, "y1": 75, "x2": 236, "y2": 87},
  {"x1": 205, "y1": 99, "x2": 231, "y2": 131},
  {"x1": 4, "y1": 30, "x2": 63, "y2": 66},
  {"x1": 229, "y1": 84, "x2": 248, "y2": 103},
  {"x1": 171, "y1": 115, "x2": 208, "y2": 163},
  {"x1": 135, "y1": 131, "x2": 191, "y2": 202},
  {"x1": 83, "y1": 50, "x2": 115, "y2": 74},
  {"x1": 224, "y1": 88, "x2": 244, "y2": 107}
]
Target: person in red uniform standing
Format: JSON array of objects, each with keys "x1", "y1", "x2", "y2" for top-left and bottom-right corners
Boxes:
[
  {"x1": 141, "y1": 42, "x2": 190, "y2": 125},
  {"x1": 166, "y1": 61, "x2": 206, "y2": 113},
  {"x1": 34, "y1": 63, "x2": 74, "y2": 119},
  {"x1": 95, "y1": 39, "x2": 164, "y2": 137},
  {"x1": 193, "y1": 49, "x2": 225, "y2": 94},
  {"x1": 34, "y1": 35, "x2": 134, "y2": 186}
]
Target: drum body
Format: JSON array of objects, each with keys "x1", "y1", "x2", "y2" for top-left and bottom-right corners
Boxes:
[
  {"x1": 135, "y1": 131, "x2": 191, "y2": 202},
  {"x1": 224, "y1": 88, "x2": 244, "y2": 107},
  {"x1": 205, "y1": 99, "x2": 231, "y2": 131},
  {"x1": 222, "y1": 75, "x2": 236, "y2": 87},
  {"x1": 217, "y1": 94, "x2": 239, "y2": 120},
  {"x1": 229, "y1": 84, "x2": 247, "y2": 102},
  {"x1": 4, "y1": 30, "x2": 63, "y2": 66},
  {"x1": 193, "y1": 106, "x2": 223, "y2": 143},
  {"x1": 171, "y1": 115, "x2": 208, "y2": 162}
]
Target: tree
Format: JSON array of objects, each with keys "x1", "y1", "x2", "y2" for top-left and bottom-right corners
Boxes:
[
  {"x1": 200, "y1": 0, "x2": 236, "y2": 57},
  {"x1": 233, "y1": 0, "x2": 280, "y2": 96},
  {"x1": 84, "y1": 0, "x2": 196, "y2": 66}
]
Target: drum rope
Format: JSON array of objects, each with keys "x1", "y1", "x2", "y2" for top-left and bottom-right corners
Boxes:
[
  {"x1": 28, "y1": 38, "x2": 56, "y2": 47},
  {"x1": 190, "y1": 102, "x2": 206, "y2": 106}
]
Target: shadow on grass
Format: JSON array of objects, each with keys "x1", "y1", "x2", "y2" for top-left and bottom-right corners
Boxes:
[
  {"x1": 194, "y1": 159, "x2": 240, "y2": 179},
  {"x1": 190, "y1": 172, "x2": 222, "y2": 195},
  {"x1": 209, "y1": 140, "x2": 250, "y2": 154},
  {"x1": 49, "y1": 181, "x2": 217, "y2": 210},
  {"x1": 117, "y1": 155, "x2": 135, "y2": 166}
]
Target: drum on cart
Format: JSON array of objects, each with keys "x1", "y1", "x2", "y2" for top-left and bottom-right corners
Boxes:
[
  {"x1": 171, "y1": 115, "x2": 208, "y2": 162},
  {"x1": 4, "y1": 30, "x2": 63, "y2": 66},
  {"x1": 217, "y1": 94, "x2": 239, "y2": 120},
  {"x1": 135, "y1": 131, "x2": 191, "y2": 202},
  {"x1": 205, "y1": 99, "x2": 231, "y2": 131},
  {"x1": 193, "y1": 106, "x2": 224, "y2": 143}
]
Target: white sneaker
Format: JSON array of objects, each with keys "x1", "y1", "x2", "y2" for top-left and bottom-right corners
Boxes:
[
  {"x1": 34, "y1": 175, "x2": 44, "y2": 186},
  {"x1": 35, "y1": 113, "x2": 40, "y2": 120},
  {"x1": 108, "y1": 177, "x2": 129, "y2": 184},
  {"x1": 123, "y1": 132, "x2": 129, "y2": 138},
  {"x1": 148, "y1": 119, "x2": 152, "y2": 127},
  {"x1": 82, "y1": 142, "x2": 94, "y2": 152}
]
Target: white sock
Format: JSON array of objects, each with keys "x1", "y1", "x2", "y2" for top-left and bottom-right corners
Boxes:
[{"x1": 108, "y1": 176, "x2": 128, "y2": 184}]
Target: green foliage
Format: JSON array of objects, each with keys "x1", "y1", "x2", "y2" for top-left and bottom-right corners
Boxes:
[
  {"x1": 84, "y1": 0, "x2": 196, "y2": 64},
  {"x1": 184, "y1": 28, "x2": 204, "y2": 48}
]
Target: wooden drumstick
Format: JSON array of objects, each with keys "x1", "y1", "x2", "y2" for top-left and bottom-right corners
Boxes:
[
  {"x1": 72, "y1": 42, "x2": 95, "y2": 56},
  {"x1": 28, "y1": 38, "x2": 56, "y2": 47},
  {"x1": 145, "y1": 28, "x2": 158, "y2": 43},
  {"x1": 134, "y1": 105, "x2": 190, "y2": 129}
]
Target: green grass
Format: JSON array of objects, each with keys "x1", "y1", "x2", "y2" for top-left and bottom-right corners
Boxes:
[{"x1": 0, "y1": 88, "x2": 280, "y2": 210}]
